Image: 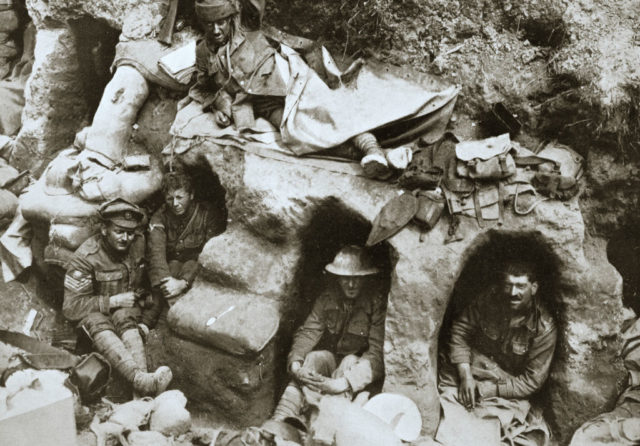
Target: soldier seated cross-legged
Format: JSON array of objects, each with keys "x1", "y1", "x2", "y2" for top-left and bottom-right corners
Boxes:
[
  {"x1": 63, "y1": 198, "x2": 172, "y2": 396},
  {"x1": 269, "y1": 245, "x2": 387, "y2": 430}
]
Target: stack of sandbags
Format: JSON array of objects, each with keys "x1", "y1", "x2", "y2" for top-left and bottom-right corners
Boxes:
[
  {"x1": 89, "y1": 390, "x2": 192, "y2": 446},
  {"x1": 0, "y1": 369, "x2": 77, "y2": 446},
  {"x1": 0, "y1": 141, "x2": 29, "y2": 229},
  {"x1": 0, "y1": 0, "x2": 17, "y2": 78},
  {"x1": 20, "y1": 146, "x2": 162, "y2": 268}
]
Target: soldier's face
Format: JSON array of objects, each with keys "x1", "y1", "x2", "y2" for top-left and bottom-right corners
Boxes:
[
  {"x1": 201, "y1": 17, "x2": 232, "y2": 46},
  {"x1": 165, "y1": 188, "x2": 194, "y2": 217},
  {"x1": 503, "y1": 274, "x2": 538, "y2": 313},
  {"x1": 102, "y1": 223, "x2": 136, "y2": 253},
  {"x1": 337, "y1": 276, "x2": 365, "y2": 299}
]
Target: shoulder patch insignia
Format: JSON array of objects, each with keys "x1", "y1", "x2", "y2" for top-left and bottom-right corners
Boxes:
[{"x1": 149, "y1": 223, "x2": 165, "y2": 232}]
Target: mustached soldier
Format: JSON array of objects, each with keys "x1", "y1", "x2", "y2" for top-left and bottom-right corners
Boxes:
[{"x1": 63, "y1": 198, "x2": 172, "y2": 396}]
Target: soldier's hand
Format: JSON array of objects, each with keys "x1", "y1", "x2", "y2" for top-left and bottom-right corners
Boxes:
[
  {"x1": 214, "y1": 110, "x2": 231, "y2": 127},
  {"x1": 160, "y1": 277, "x2": 188, "y2": 298},
  {"x1": 458, "y1": 375, "x2": 477, "y2": 409},
  {"x1": 293, "y1": 365, "x2": 324, "y2": 386},
  {"x1": 109, "y1": 291, "x2": 136, "y2": 309},
  {"x1": 306, "y1": 377, "x2": 350, "y2": 395},
  {"x1": 138, "y1": 323, "x2": 150, "y2": 339}
]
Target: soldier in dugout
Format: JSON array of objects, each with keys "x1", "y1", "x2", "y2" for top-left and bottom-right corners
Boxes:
[
  {"x1": 270, "y1": 245, "x2": 387, "y2": 425},
  {"x1": 63, "y1": 198, "x2": 172, "y2": 396},
  {"x1": 437, "y1": 261, "x2": 558, "y2": 445},
  {"x1": 147, "y1": 169, "x2": 226, "y2": 309}
]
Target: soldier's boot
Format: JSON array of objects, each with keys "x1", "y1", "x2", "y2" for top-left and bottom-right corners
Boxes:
[
  {"x1": 133, "y1": 366, "x2": 173, "y2": 397},
  {"x1": 352, "y1": 132, "x2": 391, "y2": 180},
  {"x1": 121, "y1": 328, "x2": 147, "y2": 372},
  {"x1": 93, "y1": 330, "x2": 172, "y2": 396},
  {"x1": 272, "y1": 383, "x2": 306, "y2": 429}
]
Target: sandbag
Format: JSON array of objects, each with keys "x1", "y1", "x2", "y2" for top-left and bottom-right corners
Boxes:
[
  {"x1": 0, "y1": 205, "x2": 32, "y2": 281},
  {"x1": 126, "y1": 431, "x2": 172, "y2": 446},
  {"x1": 308, "y1": 395, "x2": 402, "y2": 446},
  {"x1": 44, "y1": 243, "x2": 78, "y2": 269},
  {"x1": 108, "y1": 399, "x2": 154, "y2": 431},
  {"x1": 83, "y1": 66, "x2": 149, "y2": 163},
  {"x1": 20, "y1": 174, "x2": 97, "y2": 224},
  {"x1": 48, "y1": 223, "x2": 95, "y2": 251},
  {"x1": 150, "y1": 390, "x2": 191, "y2": 436},
  {"x1": 0, "y1": 188, "x2": 17, "y2": 221},
  {"x1": 73, "y1": 150, "x2": 163, "y2": 203},
  {"x1": 167, "y1": 280, "x2": 280, "y2": 356},
  {"x1": 0, "y1": 9, "x2": 18, "y2": 33},
  {"x1": 0, "y1": 41, "x2": 16, "y2": 58},
  {"x1": 153, "y1": 390, "x2": 187, "y2": 410},
  {"x1": 0, "y1": 157, "x2": 19, "y2": 187},
  {"x1": 150, "y1": 403, "x2": 191, "y2": 436}
]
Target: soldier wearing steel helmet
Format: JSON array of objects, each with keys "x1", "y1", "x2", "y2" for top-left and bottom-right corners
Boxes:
[
  {"x1": 271, "y1": 245, "x2": 387, "y2": 423},
  {"x1": 63, "y1": 198, "x2": 172, "y2": 396}
]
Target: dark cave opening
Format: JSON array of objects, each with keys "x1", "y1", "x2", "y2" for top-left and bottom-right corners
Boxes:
[
  {"x1": 68, "y1": 16, "x2": 120, "y2": 117},
  {"x1": 437, "y1": 230, "x2": 565, "y2": 432},
  {"x1": 274, "y1": 197, "x2": 392, "y2": 395},
  {"x1": 607, "y1": 227, "x2": 640, "y2": 315}
]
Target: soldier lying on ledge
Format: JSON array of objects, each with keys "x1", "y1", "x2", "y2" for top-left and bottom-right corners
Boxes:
[
  {"x1": 188, "y1": 0, "x2": 412, "y2": 179},
  {"x1": 63, "y1": 198, "x2": 172, "y2": 396},
  {"x1": 437, "y1": 261, "x2": 557, "y2": 445},
  {"x1": 270, "y1": 245, "x2": 387, "y2": 426}
]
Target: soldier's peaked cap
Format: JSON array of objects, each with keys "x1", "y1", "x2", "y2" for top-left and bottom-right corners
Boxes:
[
  {"x1": 195, "y1": 0, "x2": 238, "y2": 22},
  {"x1": 98, "y1": 198, "x2": 144, "y2": 229}
]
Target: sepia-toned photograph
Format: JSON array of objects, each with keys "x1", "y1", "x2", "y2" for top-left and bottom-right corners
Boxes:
[{"x1": 0, "y1": 0, "x2": 637, "y2": 445}]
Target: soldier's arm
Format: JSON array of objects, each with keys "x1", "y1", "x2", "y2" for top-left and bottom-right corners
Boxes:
[
  {"x1": 448, "y1": 304, "x2": 477, "y2": 365},
  {"x1": 140, "y1": 292, "x2": 163, "y2": 329},
  {"x1": 188, "y1": 41, "x2": 214, "y2": 105},
  {"x1": 287, "y1": 295, "x2": 327, "y2": 370},
  {"x1": 137, "y1": 234, "x2": 163, "y2": 329},
  {"x1": 204, "y1": 201, "x2": 227, "y2": 240},
  {"x1": 147, "y1": 210, "x2": 171, "y2": 288},
  {"x1": 495, "y1": 321, "x2": 557, "y2": 399},
  {"x1": 342, "y1": 295, "x2": 386, "y2": 393},
  {"x1": 63, "y1": 255, "x2": 108, "y2": 322},
  {"x1": 188, "y1": 41, "x2": 233, "y2": 115}
]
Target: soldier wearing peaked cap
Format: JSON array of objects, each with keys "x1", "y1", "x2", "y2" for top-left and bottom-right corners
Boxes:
[
  {"x1": 270, "y1": 245, "x2": 387, "y2": 426},
  {"x1": 63, "y1": 198, "x2": 172, "y2": 396}
]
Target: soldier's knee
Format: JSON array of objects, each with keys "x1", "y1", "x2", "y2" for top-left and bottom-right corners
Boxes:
[
  {"x1": 80, "y1": 312, "x2": 114, "y2": 338},
  {"x1": 340, "y1": 354, "x2": 360, "y2": 369},
  {"x1": 111, "y1": 308, "x2": 140, "y2": 335},
  {"x1": 304, "y1": 350, "x2": 337, "y2": 374}
]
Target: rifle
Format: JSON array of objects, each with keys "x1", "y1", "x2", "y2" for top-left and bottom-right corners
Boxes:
[{"x1": 158, "y1": 0, "x2": 179, "y2": 45}]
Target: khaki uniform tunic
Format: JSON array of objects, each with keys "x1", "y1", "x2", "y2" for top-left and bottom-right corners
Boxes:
[
  {"x1": 63, "y1": 234, "x2": 158, "y2": 335},
  {"x1": 443, "y1": 290, "x2": 557, "y2": 399},
  {"x1": 287, "y1": 284, "x2": 387, "y2": 392}
]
